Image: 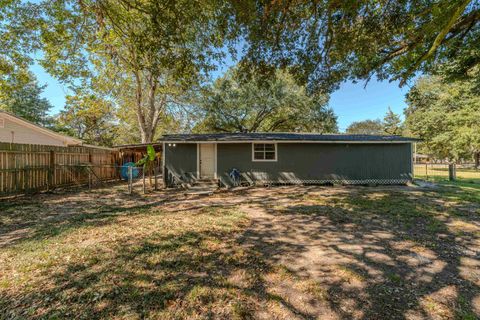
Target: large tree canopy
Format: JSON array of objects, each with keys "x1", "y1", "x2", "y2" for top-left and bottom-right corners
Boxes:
[
  {"x1": 195, "y1": 68, "x2": 337, "y2": 133},
  {"x1": 55, "y1": 92, "x2": 118, "y2": 147},
  {"x1": 20, "y1": 0, "x2": 238, "y2": 142},
  {"x1": 230, "y1": 0, "x2": 480, "y2": 91},
  {"x1": 405, "y1": 75, "x2": 480, "y2": 163},
  {"x1": 3, "y1": 0, "x2": 480, "y2": 148}
]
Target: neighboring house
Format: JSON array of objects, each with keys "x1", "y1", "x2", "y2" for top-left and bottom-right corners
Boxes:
[
  {"x1": 0, "y1": 110, "x2": 82, "y2": 147},
  {"x1": 413, "y1": 153, "x2": 431, "y2": 164},
  {"x1": 161, "y1": 132, "x2": 417, "y2": 187}
]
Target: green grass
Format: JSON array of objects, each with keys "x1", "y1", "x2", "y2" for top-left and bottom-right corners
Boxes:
[
  {"x1": 0, "y1": 204, "x2": 258, "y2": 319},
  {"x1": 1, "y1": 184, "x2": 479, "y2": 319},
  {"x1": 434, "y1": 179, "x2": 480, "y2": 203}
]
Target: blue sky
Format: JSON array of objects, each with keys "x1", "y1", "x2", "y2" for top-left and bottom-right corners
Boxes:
[
  {"x1": 330, "y1": 80, "x2": 410, "y2": 131},
  {"x1": 33, "y1": 61, "x2": 410, "y2": 132}
]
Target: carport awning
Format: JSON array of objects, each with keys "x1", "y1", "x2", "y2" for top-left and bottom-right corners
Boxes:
[{"x1": 115, "y1": 143, "x2": 163, "y2": 152}]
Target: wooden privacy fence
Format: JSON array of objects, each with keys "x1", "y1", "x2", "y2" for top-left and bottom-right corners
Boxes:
[{"x1": 0, "y1": 143, "x2": 120, "y2": 195}]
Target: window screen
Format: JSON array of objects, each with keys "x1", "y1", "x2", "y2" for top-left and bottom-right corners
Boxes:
[{"x1": 253, "y1": 143, "x2": 277, "y2": 161}]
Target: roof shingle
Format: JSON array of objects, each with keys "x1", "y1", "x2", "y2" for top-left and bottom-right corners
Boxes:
[{"x1": 160, "y1": 133, "x2": 418, "y2": 142}]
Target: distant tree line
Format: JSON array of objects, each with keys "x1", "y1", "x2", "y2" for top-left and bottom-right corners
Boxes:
[{"x1": 346, "y1": 108, "x2": 403, "y2": 136}]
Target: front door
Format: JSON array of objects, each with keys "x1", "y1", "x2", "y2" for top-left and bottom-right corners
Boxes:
[{"x1": 199, "y1": 143, "x2": 215, "y2": 178}]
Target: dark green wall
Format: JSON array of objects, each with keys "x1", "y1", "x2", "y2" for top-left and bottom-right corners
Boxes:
[
  {"x1": 164, "y1": 142, "x2": 413, "y2": 187},
  {"x1": 216, "y1": 143, "x2": 412, "y2": 186},
  {"x1": 164, "y1": 143, "x2": 197, "y2": 185}
]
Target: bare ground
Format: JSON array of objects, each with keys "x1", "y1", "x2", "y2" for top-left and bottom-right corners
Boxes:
[{"x1": 0, "y1": 184, "x2": 479, "y2": 319}]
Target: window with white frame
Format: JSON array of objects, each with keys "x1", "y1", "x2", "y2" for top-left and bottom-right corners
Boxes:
[{"x1": 252, "y1": 143, "x2": 277, "y2": 161}]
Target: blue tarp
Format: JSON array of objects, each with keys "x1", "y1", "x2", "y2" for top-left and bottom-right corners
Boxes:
[{"x1": 120, "y1": 162, "x2": 141, "y2": 180}]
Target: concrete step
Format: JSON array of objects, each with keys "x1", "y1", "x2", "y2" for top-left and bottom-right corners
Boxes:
[
  {"x1": 193, "y1": 178, "x2": 218, "y2": 182},
  {"x1": 185, "y1": 179, "x2": 219, "y2": 195},
  {"x1": 186, "y1": 186, "x2": 216, "y2": 190},
  {"x1": 191, "y1": 179, "x2": 219, "y2": 188},
  {"x1": 192, "y1": 182, "x2": 218, "y2": 188},
  {"x1": 184, "y1": 187, "x2": 216, "y2": 196}
]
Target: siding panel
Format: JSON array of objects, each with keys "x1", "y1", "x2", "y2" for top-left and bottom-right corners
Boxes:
[
  {"x1": 164, "y1": 143, "x2": 197, "y2": 185},
  {"x1": 216, "y1": 142, "x2": 412, "y2": 186}
]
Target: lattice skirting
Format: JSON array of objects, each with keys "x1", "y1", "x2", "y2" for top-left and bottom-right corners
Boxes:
[{"x1": 251, "y1": 178, "x2": 411, "y2": 186}]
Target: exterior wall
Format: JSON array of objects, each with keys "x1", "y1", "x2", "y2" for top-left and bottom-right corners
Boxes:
[
  {"x1": 217, "y1": 142, "x2": 413, "y2": 186},
  {"x1": 0, "y1": 116, "x2": 69, "y2": 146},
  {"x1": 164, "y1": 143, "x2": 197, "y2": 186},
  {"x1": 164, "y1": 141, "x2": 413, "y2": 187}
]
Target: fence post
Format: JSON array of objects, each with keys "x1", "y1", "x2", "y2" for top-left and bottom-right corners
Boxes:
[
  {"x1": 47, "y1": 150, "x2": 55, "y2": 192},
  {"x1": 12, "y1": 167, "x2": 17, "y2": 193},
  {"x1": 154, "y1": 166, "x2": 158, "y2": 191},
  {"x1": 142, "y1": 167, "x2": 146, "y2": 194},
  {"x1": 128, "y1": 166, "x2": 133, "y2": 194},
  {"x1": 449, "y1": 163, "x2": 456, "y2": 181},
  {"x1": 88, "y1": 168, "x2": 92, "y2": 191},
  {"x1": 425, "y1": 163, "x2": 428, "y2": 180},
  {"x1": 25, "y1": 167, "x2": 30, "y2": 194}
]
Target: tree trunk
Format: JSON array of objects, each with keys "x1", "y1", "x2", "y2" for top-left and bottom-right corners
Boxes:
[
  {"x1": 133, "y1": 72, "x2": 162, "y2": 144},
  {"x1": 475, "y1": 151, "x2": 480, "y2": 169}
]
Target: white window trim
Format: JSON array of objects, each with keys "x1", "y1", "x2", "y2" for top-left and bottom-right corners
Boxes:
[{"x1": 252, "y1": 143, "x2": 277, "y2": 162}]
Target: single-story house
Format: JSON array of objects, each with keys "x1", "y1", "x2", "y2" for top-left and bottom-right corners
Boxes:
[
  {"x1": 161, "y1": 133, "x2": 417, "y2": 187},
  {"x1": 0, "y1": 110, "x2": 82, "y2": 147}
]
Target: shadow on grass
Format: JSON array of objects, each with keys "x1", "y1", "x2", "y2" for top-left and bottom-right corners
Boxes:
[
  {"x1": 0, "y1": 188, "x2": 209, "y2": 247},
  {"x1": 237, "y1": 186, "x2": 480, "y2": 319},
  {"x1": 0, "y1": 219, "x2": 315, "y2": 319},
  {"x1": 1, "y1": 185, "x2": 479, "y2": 319}
]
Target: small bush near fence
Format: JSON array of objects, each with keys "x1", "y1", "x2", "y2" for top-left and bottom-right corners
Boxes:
[{"x1": 414, "y1": 163, "x2": 480, "y2": 183}]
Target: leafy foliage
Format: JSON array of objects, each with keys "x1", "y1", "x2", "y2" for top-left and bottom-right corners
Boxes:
[
  {"x1": 405, "y1": 75, "x2": 480, "y2": 161},
  {"x1": 383, "y1": 107, "x2": 403, "y2": 135},
  {"x1": 195, "y1": 68, "x2": 337, "y2": 133},
  {"x1": 229, "y1": 0, "x2": 480, "y2": 91},
  {"x1": 29, "y1": 0, "x2": 237, "y2": 142},
  {"x1": 0, "y1": 71, "x2": 53, "y2": 126},
  {"x1": 346, "y1": 120, "x2": 384, "y2": 135},
  {"x1": 55, "y1": 92, "x2": 118, "y2": 147},
  {"x1": 0, "y1": 0, "x2": 39, "y2": 92},
  {"x1": 346, "y1": 108, "x2": 403, "y2": 135}
]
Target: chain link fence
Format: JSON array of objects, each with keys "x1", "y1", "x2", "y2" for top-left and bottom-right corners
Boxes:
[{"x1": 413, "y1": 163, "x2": 480, "y2": 183}]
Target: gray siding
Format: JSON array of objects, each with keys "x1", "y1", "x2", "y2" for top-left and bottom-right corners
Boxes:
[
  {"x1": 217, "y1": 143, "x2": 412, "y2": 186},
  {"x1": 164, "y1": 143, "x2": 197, "y2": 185},
  {"x1": 164, "y1": 142, "x2": 413, "y2": 187}
]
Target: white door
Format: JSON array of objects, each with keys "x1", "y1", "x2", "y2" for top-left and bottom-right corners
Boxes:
[{"x1": 199, "y1": 144, "x2": 215, "y2": 178}]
